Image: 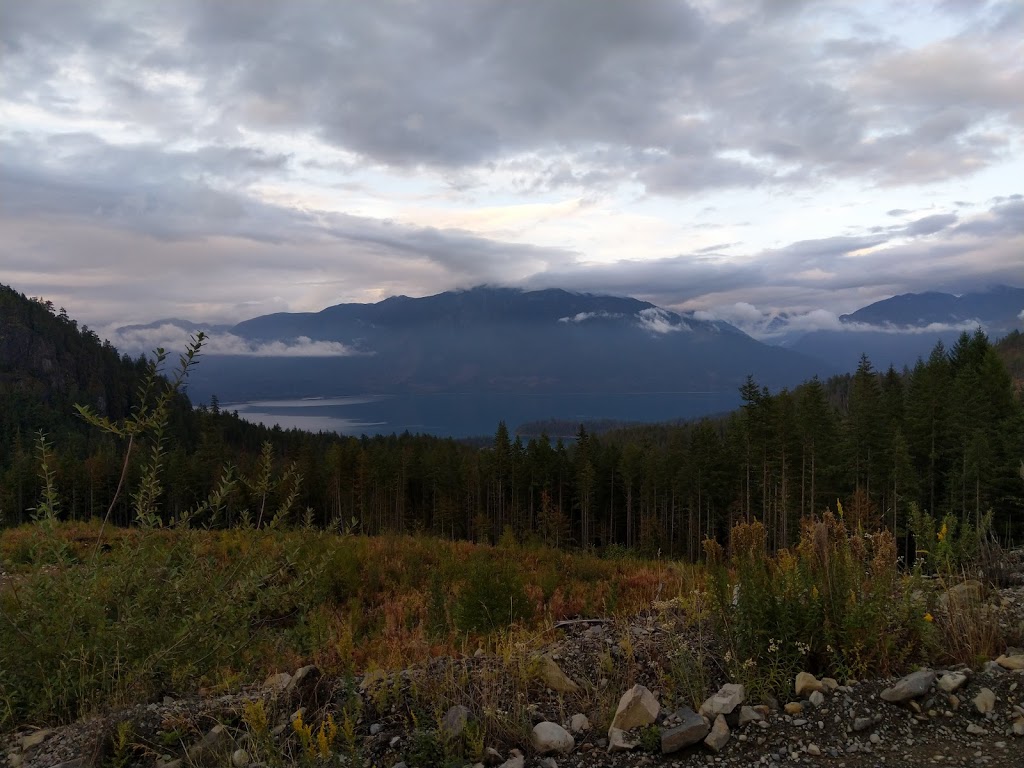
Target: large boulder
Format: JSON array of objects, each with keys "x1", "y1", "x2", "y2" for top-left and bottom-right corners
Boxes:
[
  {"x1": 531, "y1": 722, "x2": 574, "y2": 755},
  {"x1": 699, "y1": 683, "x2": 745, "y2": 718},
  {"x1": 609, "y1": 684, "x2": 660, "y2": 732},
  {"x1": 660, "y1": 707, "x2": 709, "y2": 754},
  {"x1": 880, "y1": 669, "x2": 935, "y2": 703}
]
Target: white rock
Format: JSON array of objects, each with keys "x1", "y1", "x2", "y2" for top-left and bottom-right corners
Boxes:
[
  {"x1": 974, "y1": 688, "x2": 996, "y2": 715},
  {"x1": 568, "y1": 714, "x2": 590, "y2": 734},
  {"x1": 609, "y1": 684, "x2": 660, "y2": 732},
  {"x1": 531, "y1": 722, "x2": 574, "y2": 755},
  {"x1": 809, "y1": 690, "x2": 825, "y2": 707},
  {"x1": 607, "y1": 727, "x2": 639, "y2": 752},
  {"x1": 938, "y1": 671, "x2": 968, "y2": 693},
  {"x1": 700, "y1": 683, "x2": 745, "y2": 717},
  {"x1": 703, "y1": 714, "x2": 730, "y2": 753},
  {"x1": 231, "y1": 748, "x2": 250, "y2": 768},
  {"x1": 795, "y1": 672, "x2": 823, "y2": 697}
]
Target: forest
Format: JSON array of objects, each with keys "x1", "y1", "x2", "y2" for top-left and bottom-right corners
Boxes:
[{"x1": 2, "y1": 282, "x2": 1023, "y2": 556}]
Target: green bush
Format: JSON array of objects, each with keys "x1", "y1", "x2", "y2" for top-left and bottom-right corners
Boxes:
[{"x1": 453, "y1": 553, "x2": 531, "y2": 633}]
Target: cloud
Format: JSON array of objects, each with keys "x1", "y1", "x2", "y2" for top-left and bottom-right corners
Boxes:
[
  {"x1": 104, "y1": 323, "x2": 362, "y2": 357},
  {"x1": 558, "y1": 311, "x2": 622, "y2": 323},
  {"x1": 637, "y1": 307, "x2": 687, "y2": 334}
]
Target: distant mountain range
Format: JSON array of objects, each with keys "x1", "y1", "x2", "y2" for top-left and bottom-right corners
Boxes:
[
  {"x1": 782, "y1": 285, "x2": 1024, "y2": 371},
  {"x1": 114, "y1": 284, "x2": 1024, "y2": 407},
  {"x1": 134, "y1": 287, "x2": 826, "y2": 403}
]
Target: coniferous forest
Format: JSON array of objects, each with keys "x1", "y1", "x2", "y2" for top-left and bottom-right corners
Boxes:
[{"x1": 2, "y1": 283, "x2": 1023, "y2": 554}]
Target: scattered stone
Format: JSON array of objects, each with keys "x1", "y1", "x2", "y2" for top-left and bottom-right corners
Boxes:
[
  {"x1": 967, "y1": 723, "x2": 988, "y2": 736},
  {"x1": 442, "y1": 705, "x2": 470, "y2": 739},
  {"x1": 661, "y1": 706, "x2": 710, "y2": 754},
  {"x1": 821, "y1": 677, "x2": 839, "y2": 692},
  {"x1": 498, "y1": 750, "x2": 524, "y2": 768},
  {"x1": 231, "y1": 748, "x2": 249, "y2": 768},
  {"x1": 531, "y1": 722, "x2": 574, "y2": 755},
  {"x1": 809, "y1": 690, "x2": 825, "y2": 707},
  {"x1": 18, "y1": 730, "x2": 51, "y2": 751},
  {"x1": 880, "y1": 669, "x2": 935, "y2": 703},
  {"x1": 738, "y1": 706, "x2": 763, "y2": 726},
  {"x1": 996, "y1": 654, "x2": 1024, "y2": 671},
  {"x1": 807, "y1": 743, "x2": 821, "y2": 756},
  {"x1": 703, "y1": 714, "x2": 730, "y2": 753},
  {"x1": 569, "y1": 713, "x2": 589, "y2": 734},
  {"x1": 286, "y1": 664, "x2": 321, "y2": 696},
  {"x1": 785, "y1": 702, "x2": 804, "y2": 716},
  {"x1": 607, "y1": 727, "x2": 638, "y2": 752},
  {"x1": 370, "y1": 723, "x2": 384, "y2": 736},
  {"x1": 796, "y1": 672, "x2": 824, "y2": 697},
  {"x1": 939, "y1": 580, "x2": 983, "y2": 610},
  {"x1": 186, "y1": 724, "x2": 228, "y2": 765},
  {"x1": 853, "y1": 717, "x2": 873, "y2": 732},
  {"x1": 537, "y1": 758, "x2": 558, "y2": 768},
  {"x1": 1012, "y1": 718, "x2": 1024, "y2": 737},
  {"x1": 938, "y1": 671, "x2": 968, "y2": 693},
  {"x1": 700, "y1": 683, "x2": 745, "y2": 718},
  {"x1": 974, "y1": 688, "x2": 996, "y2": 715},
  {"x1": 536, "y1": 655, "x2": 581, "y2": 694},
  {"x1": 263, "y1": 671, "x2": 292, "y2": 691},
  {"x1": 610, "y1": 684, "x2": 660, "y2": 732}
]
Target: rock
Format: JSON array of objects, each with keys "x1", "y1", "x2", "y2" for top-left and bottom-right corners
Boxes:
[
  {"x1": 532, "y1": 722, "x2": 574, "y2": 755},
  {"x1": 939, "y1": 580, "x2": 983, "y2": 610},
  {"x1": 187, "y1": 724, "x2": 229, "y2": 765},
  {"x1": 442, "y1": 705, "x2": 471, "y2": 739},
  {"x1": 738, "y1": 706, "x2": 763, "y2": 726},
  {"x1": 1012, "y1": 718, "x2": 1024, "y2": 737},
  {"x1": 809, "y1": 690, "x2": 825, "y2": 707},
  {"x1": 498, "y1": 749, "x2": 524, "y2": 768},
  {"x1": 18, "y1": 730, "x2": 51, "y2": 751},
  {"x1": 795, "y1": 672, "x2": 823, "y2": 697},
  {"x1": 974, "y1": 688, "x2": 996, "y2": 714},
  {"x1": 699, "y1": 683, "x2": 745, "y2": 718},
  {"x1": 784, "y1": 702, "x2": 804, "y2": 716},
  {"x1": 607, "y1": 727, "x2": 638, "y2": 752},
  {"x1": 263, "y1": 671, "x2": 292, "y2": 691},
  {"x1": 568, "y1": 714, "x2": 590, "y2": 734},
  {"x1": 538, "y1": 758, "x2": 558, "y2": 768},
  {"x1": 661, "y1": 706, "x2": 710, "y2": 754},
  {"x1": 536, "y1": 655, "x2": 580, "y2": 694},
  {"x1": 938, "y1": 671, "x2": 968, "y2": 693},
  {"x1": 853, "y1": 717, "x2": 873, "y2": 732},
  {"x1": 286, "y1": 664, "x2": 321, "y2": 695},
  {"x1": 231, "y1": 749, "x2": 250, "y2": 768},
  {"x1": 821, "y1": 677, "x2": 839, "y2": 692},
  {"x1": 370, "y1": 723, "x2": 384, "y2": 736},
  {"x1": 8, "y1": 755, "x2": 24, "y2": 768},
  {"x1": 967, "y1": 723, "x2": 988, "y2": 736},
  {"x1": 610, "y1": 684, "x2": 660, "y2": 732},
  {"x1": 703, "y1": 714, "x2": 730, "y2": 753},
  {"x1": 807, "y1": 743, "x2": 821, "y2": 756},
  {"x1": 996, "y1": 654, "x2": 1024, "y2": 671},
  {"x1": 880, "y1": 669, "x2": 935, "y2": 703},
  {"x1": 51, "y1": 762, "x2": 84, "y2": 768}
]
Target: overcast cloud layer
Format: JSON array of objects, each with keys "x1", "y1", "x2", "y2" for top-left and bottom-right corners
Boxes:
[{"x1": 1, "y1": 0, "x2": 1022, "y2": 331}]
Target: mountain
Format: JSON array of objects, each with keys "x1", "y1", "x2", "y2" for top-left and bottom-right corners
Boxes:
[
  {"x1": 777, "y1": 285, "x2": 1024, "y2": 372},
  {"x1": 839, "y1": 286, "x2": 1024, "y2": 328},
  {"x1": 169, "y1": 286, "x2": 830, "y2": 405}
]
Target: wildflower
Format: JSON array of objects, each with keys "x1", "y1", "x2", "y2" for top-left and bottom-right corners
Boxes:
[
  {"x1": 924, "y1": 612, "x2": 934, "y2": 623},
  {"x1": 937, "y1": 523, "x2": 948, "y2": 543}
]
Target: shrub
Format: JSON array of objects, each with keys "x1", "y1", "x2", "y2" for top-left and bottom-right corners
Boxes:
[{"x1": 706, "y1": 509, "x2": 932, "y2": 701}]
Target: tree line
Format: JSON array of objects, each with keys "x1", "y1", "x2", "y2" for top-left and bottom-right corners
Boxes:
[{"x1": 2, "y1": 283, "x2": 1022, "y2": 555}]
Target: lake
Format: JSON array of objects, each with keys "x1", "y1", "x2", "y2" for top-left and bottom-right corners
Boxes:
[{"x1": 226, "y1": 391, "x2": 740, "y2": 438}]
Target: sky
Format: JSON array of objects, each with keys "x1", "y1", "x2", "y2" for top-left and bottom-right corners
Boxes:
[{"x1": 1, "y1": 0, "x2": 1022, "y2": 339}]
